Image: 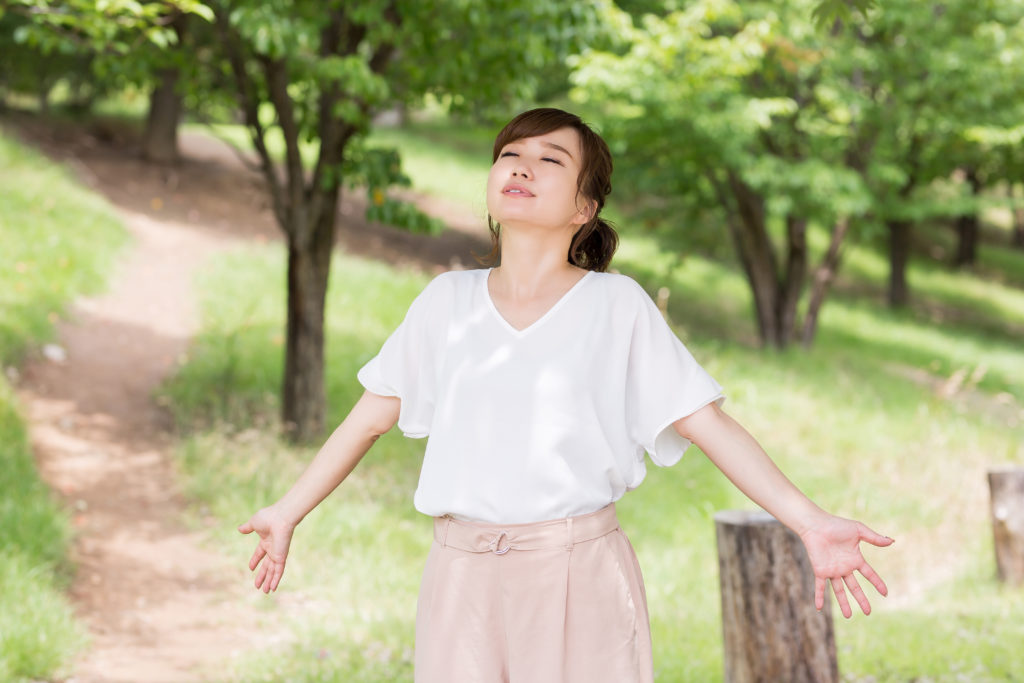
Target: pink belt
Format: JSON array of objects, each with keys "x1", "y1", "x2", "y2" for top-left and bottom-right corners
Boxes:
[{"x1": 433, "y1": 503, "x2": 620, "y2": 555}]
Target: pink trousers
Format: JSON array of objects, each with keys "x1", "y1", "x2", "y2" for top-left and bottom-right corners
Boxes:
[{"x1": 414, "y1": 504, "x2": 654, "y2": 683}]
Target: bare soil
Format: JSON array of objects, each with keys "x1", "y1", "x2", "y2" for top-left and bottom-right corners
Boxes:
[{"x1": 6, "y1": 113, "x2": 487, "y2": 682}]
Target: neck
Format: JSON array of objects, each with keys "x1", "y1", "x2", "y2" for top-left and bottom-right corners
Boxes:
[{"x1": 492, "y1": 224, "x2": 582, "y2": 296}]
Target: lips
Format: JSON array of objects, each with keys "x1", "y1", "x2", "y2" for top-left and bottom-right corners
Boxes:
[{"x1": 502, "y1": 183, "x2": 534, "y2": 197}]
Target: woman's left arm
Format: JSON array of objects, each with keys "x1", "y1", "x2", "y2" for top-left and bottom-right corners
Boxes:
[{"x1": 673, "y1": 402, "x2": 894, "y2": 618}]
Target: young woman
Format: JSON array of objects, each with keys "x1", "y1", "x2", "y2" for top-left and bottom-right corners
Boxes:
[{"x1": 239, "y1": 108, "x2": 893, "y2": 682}]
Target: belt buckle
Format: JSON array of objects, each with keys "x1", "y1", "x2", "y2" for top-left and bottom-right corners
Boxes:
[{"x1": 492, "y1": 531, "x2": 511, "y2": 555}]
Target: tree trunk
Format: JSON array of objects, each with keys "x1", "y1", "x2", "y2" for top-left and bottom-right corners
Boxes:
[
  {"x1": 887, "y1": 219, "x2": 911, "y2": 307},
  {"x1": 1012, "y1": 184, "x2": 1024, "y2": 249},
  {"x1": 801, "y1": 218, "x2": 850, "y2": 347},
  {"x1": 727, "y1": 172, "x2": 784, "y2": 347},
  {"x1": 988, "y1": 468, "x2": 1024, "y2": 585},
  {"x1": 142, "y1": 67, "x2": 183, "y2": 163},
  {"x1": 281, "y1": 189, "x2": 341, "y2": 442},
  {"x1": 715, "y1": 510, "x2": 838, "y2": 683},
  {"x1": 282, "y1": 241, "x2": 329, "y2": 441},
  {"x1": 38, "y1": 80, "x2": 52, "y2": 114},
  {"x1": 778, "y1": 215, "x2": 808, "y2": 347},
  {"x1": 953, "y1": 168, "x2": 981, "y2": 267},
  {"x1": 142, "y1": 15, "x2": 187, "y2": 163}
]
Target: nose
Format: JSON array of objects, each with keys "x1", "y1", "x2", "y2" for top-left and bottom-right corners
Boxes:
[{"x1": 512, "y1": 165, "x2": 531, "y2": 180}]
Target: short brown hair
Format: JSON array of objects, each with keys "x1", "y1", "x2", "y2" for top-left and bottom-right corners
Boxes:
[{"x1": 481, "y1": 108, "x2": 618, "y2": 272}]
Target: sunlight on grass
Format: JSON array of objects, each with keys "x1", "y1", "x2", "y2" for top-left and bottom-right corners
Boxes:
[{"x1": 0, "y1": 127, "x2": 127, "y2": 365}]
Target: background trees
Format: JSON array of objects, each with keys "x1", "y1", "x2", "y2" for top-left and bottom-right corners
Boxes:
[
  {"x1": 3, "y1": 0, "x2": 1022, "y2": 407},
  {"x1": 571, "y1": 0, "x2": 1024, "y2": 347}
]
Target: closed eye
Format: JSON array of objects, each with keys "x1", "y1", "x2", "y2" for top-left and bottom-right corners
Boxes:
[{"x1": 499, "y1": 151, "x2": 563, "y2": 166}]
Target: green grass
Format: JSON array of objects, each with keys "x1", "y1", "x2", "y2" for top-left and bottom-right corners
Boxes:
[
  {"x1": 162, "y1": 117, "x2": 1024, "y2": 681},
  {"x1": 161, "y1": 251, "x2": 430, "y2": 681},
  {"x1": 0, "y1": 130, "x2": 126, "y2": 365},
  {"x1": 0, "y1": 126, "x2": 126, "y2": 680}
]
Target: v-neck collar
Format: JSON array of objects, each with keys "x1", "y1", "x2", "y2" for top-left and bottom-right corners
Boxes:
[{"x1": 482, "y1": 268, "x2": 594, "y2": 337}]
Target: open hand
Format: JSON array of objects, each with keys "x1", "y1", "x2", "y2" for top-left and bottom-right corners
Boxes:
[
  {"x1": 238, "y1": 506, "x2": 296, "y2": 593},
  {"x1": 798, "y1": 515, "x2": 893, "y2": 618}
]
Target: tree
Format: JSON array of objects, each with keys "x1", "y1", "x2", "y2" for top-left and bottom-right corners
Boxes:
[
  {"x1": 572, "y1": 0, "x2": 1024, "y2": 345},
  {"x1": 572, "y1": 0, "x2": 869, "y2": 348},
  {"x1": 829, "y1": 0, "x2": 1024, "y2": 303},
  {"x1": 202, "y1": 0, "x2": 600, "y2": 440},
  {"x1": 4, "y1": 1, "x2": 212, "y2": 160},
  {"x1": 140, "y1": 10, "x2": 190, "y2": 162}
]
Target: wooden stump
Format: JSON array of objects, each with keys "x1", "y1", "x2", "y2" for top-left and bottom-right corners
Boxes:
[
  {"x1": 988, "y1": 467, "x2": 1024, "y2": 584},
  {"x1": 714, "y1": 510, "x2": 838, "y2": 683}
]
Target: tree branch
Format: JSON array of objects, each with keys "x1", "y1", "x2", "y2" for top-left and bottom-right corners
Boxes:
[
  {"x1": 801, "y1": 217, "x2": 850, "y2": 346},
  {"x1": 309, "y1": 2, "x2": 399, "y2": 226},
  {"x1": 212, "y1": 5, "x2": 288, "y2": 231},
  {"x1": 261, "y1": 54, "x2": 308, "y2": 243}
]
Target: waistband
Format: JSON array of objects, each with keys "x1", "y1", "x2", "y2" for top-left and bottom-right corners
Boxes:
[{"x1": 433, "y1": 503, "x2": 620, "y2": 554}]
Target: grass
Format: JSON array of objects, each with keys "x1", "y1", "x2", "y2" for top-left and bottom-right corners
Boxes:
[
  {"x1": 0, "y1": 125, "x2": 126, "y2": 680},
  {"x1": 164, "y1": 252, "x2": 1023, "y2": 681},
  {"x1": 151, "y1": 114, "x2": 1022, "y2": 680}
]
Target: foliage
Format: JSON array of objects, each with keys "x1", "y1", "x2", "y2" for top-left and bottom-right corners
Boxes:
[
  {"x1": 200, "y1": 0, "x2": 605, "y2": 227},
  {"x1": 2, "y1": 0, "x2": 210, "y2": 56},
  {"x1": 1, "y1": 0, "x2": 211, "y2": 99},
  {"x1": 569, "y1": 0, "x2": 1024, "y2": 343}
]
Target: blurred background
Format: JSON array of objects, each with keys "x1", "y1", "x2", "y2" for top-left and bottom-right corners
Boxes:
[{"x1": 1, "y1": 1, "x2": 1022, "y2": 681}]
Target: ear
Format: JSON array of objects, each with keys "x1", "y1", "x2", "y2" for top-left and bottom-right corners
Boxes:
[{"x1": 572, "y1": 198, "x2": 597, "y2": 226}]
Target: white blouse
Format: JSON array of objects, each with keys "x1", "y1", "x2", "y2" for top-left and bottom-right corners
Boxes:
[{"x1": 357, "y1": 268, "x2": 724, "y2": 524}]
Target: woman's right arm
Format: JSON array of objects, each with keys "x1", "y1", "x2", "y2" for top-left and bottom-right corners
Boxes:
[{"x1": 238, "y1": 390, "x2": 401, "y2": 593}]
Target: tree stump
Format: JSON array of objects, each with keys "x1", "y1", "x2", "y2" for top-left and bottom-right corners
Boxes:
[
  {"x1": 988, "y1": 467, "x2": 1024, "y2": 584},
  {"x1": 714, "y1": 510, "x2": 838, "y2": 683}
]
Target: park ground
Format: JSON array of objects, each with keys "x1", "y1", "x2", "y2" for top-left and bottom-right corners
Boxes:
[{"x1": 2, "y1": 108, "x2": 1023, "y2": 682}]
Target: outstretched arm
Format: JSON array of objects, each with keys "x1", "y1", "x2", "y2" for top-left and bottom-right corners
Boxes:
[
  {"x1": 238, "y1": 390, "x2": 400, "y2": 593},
  {"x1": 673, "y1": 402, "x2": 893, "y2": 618}
]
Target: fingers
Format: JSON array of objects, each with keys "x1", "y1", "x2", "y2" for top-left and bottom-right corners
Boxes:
[
  {"x1": 270, "y1": 560, "x2": 285, "y2": 592},
  {"x1": 821, "y1": 564, "x2": 888, "y2": 618},
  {"x1": 256, "y1": 558, "x2": 285, "y2": 593},
  {"x1": 248, "y1": 546, "x2": 285, "y2": 593},
  {"x1": 859, "y1": 560, "x2": 889, "y2": 598},
  {"x1": 830, "y1": 577, "x2": 853, "y2": 619},
  {"x1": 248, "y1": 544, "x2": 267, "y2": 571},
  {"x1": 843, "y1": 573, "x2": 871, "y2": 615},
  {"x1": 254, "y1": 559, "x2": 268, "y2": 590},
  {"x1": 857, "y1": 522, "x2": 894, "y2": 547}
]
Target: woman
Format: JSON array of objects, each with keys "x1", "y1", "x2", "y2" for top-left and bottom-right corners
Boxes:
[{"x1": 239, "y1": 108, "x2": 893, "y2": 682}]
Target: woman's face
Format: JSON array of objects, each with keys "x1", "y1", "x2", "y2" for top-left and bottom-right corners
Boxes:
[{"x1": 486, "y1": 127, "x2": 593, "y2": 235}]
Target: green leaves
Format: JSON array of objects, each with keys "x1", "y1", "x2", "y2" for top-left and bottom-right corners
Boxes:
[
  {"x1": 6, "y1": 0, "x2": 211, "y2": 54},
  {"x1": 810, "y1": 0, "x2": 877, "y2": 30},
  {"x1": 341, "y1": 142, "x2": 443, "y2": 235}
]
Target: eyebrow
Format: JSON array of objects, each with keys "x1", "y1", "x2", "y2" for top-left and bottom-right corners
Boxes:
[
  {"x1": 541, "y1": 141, "x2": 574, "y2": 160},
  {"x1": 507, "y1": 139, "x2": 575, "y2": 160}
]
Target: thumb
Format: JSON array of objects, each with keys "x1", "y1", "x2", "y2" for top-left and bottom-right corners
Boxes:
[
  {"x1": 238, "y1": 520, "x2": 254, "y2": 534},
  {"x1": 858, "y1": 522, "x2": 894, "y2": 547}
]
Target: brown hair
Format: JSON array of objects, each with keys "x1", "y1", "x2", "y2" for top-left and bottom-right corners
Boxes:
[{"x1": 481, "y1": 108, "x2": 618, "y2": 272}]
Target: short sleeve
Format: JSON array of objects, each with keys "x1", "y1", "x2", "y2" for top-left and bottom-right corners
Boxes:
[
  {"x1": 356, "y1": 275, "x2": 450, "y2": 438},
  {"x1": 623, "y1": 282, "x2": 724, "y2": 467}
]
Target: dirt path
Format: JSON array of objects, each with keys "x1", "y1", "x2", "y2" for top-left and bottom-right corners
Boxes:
[
  {"x1": 8, "y1": 116, "x2": 488, "y2": 682},
  {"x1": 16, "y1": 208, "x2": 267, "y2": 682}
]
